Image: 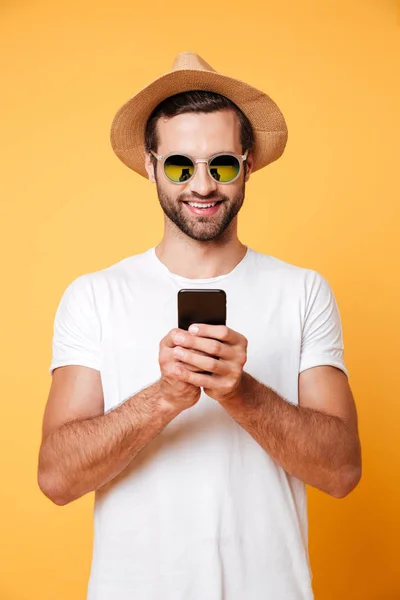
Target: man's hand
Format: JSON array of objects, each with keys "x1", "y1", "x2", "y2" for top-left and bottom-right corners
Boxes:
[
  {"x1": 158, "y1": 328, "x2": 204, "y2": 413},
  {"x1": 170, "y1": 323, "x2": 248, "y2": 404}
]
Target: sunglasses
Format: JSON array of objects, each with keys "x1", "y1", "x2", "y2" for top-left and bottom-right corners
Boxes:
[{"x1": 150, "y1": 149, "x2": 248, "y2": 184}]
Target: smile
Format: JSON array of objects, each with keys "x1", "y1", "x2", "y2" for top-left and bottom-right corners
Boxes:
[
  {"x1": 183, "y1": 201, "x2": 223, "y2": 215},
  {"x1": 187, "y1": 201, "x2": 218, "y2": 208}
]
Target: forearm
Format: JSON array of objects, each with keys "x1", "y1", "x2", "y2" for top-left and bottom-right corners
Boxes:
[
  {"x1": 220, "y1": 372, "x2": 361, "y2": 497},
  {"x1": 38, "y1": 380, "x2": 180, "y2": 505}
]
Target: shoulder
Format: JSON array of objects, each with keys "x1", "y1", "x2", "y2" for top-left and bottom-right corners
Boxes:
[
  {"x1": 73, "y1": 247, "x2": 152, "y2": 290},
  {"x1": 62, "y1": 249, "x2": 153, "y2": 322},
  {"x1": 248, "y1": 247, "x2": 324, "y2": 290}
]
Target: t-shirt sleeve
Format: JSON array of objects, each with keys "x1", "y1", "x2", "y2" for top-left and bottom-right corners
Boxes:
[
  {"x1": 299, "y1": 270, "x2": 349, "y2": 378},
  {"x1": 48, "y1": 274, "x2": 101, "y2": 376}
]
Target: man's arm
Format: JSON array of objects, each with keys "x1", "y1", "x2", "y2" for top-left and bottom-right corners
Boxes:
[
  {"x1": 218, "y1": 366, "x2": 362, "y2": 498},
  {"x1": 39, "y1": 324, "x2": 204, "y2": 507},
  {"x1": 166, "y1": 271, "x2": 361, "y2": 499},
  {"x1": 38, "y1": 370, "x2": 182, "y2": 506}
]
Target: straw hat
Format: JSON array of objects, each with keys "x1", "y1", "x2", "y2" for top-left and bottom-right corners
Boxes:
[{"x1": 110, "y1": 52, "x2": 288, "y2": 178}]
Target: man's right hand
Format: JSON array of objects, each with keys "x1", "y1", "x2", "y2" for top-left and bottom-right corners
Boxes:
[{"x1": 158, "y1": 328, "x2": 204, "y2": 411}]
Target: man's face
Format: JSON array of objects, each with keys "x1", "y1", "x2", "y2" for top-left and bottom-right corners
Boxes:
[{"x1": 145, "y1": 110, "x2": 253, "y2": 242}]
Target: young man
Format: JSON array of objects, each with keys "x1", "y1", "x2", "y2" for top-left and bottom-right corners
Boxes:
[{"x1": 38, "y1": 52, "x2": 362, "y2": 600}]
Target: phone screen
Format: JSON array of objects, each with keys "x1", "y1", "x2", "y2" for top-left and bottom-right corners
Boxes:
[{"x1": 177, "y1": 289, "x2": 226, "y2": 330}]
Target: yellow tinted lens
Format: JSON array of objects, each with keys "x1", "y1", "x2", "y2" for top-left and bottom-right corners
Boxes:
[
  {"x1": 164, "y1": 155, "x2": 194, "y2": 182},
  {"x1": 209, "y1": 155, "x2": 240, "y2": 182}
]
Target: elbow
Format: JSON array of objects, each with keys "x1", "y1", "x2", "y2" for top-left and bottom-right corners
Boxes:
[
  {"x1": 330, "y1": 463, "x2": 362, "y2": 499},
  {"x1": 38, "y1": 445, "x2": 75, "y2": 506},
  {"x1": 330, "y1": 435, "x2": 362, "y2": 499},
  {"x1": 37, "y1": 469, "x2": 72, "y2": 506}
]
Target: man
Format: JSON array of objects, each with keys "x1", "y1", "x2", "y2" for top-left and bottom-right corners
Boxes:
[{"x1": 38, "y1": 52, "x2": 362, "y2": 600}]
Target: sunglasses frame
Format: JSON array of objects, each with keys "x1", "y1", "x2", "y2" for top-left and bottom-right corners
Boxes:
[{"x1": 149, "y1": 149, "x2": 249, "y2": 185}]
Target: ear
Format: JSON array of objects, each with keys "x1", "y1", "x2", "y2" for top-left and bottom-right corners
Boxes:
[
  {"x1": 244, "y1": 151, "x2": 254, "y2": 183},
  {"x1": 144, "y1": 151, "x2": 156, "y2": 183}
]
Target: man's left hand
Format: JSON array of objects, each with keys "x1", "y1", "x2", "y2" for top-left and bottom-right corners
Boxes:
[{"x1": 171, "y1": 324, "x2": 248, "y2": 403}]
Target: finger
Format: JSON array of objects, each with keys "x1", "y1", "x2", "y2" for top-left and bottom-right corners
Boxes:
[
  {"x1": 188, "y1": 324, "x2": 243, "y2": 347},
  {"x1": 173, "y1": 332, "x2": 232, "y2": 360},
  {"x1": 170, "y1": 343, "x2": 216, "y2": 371},
  {"x1": 163, "y1": 328, "x2": 193, "y2": 349},
  {"x1": 161, "y1": 342, "x2": 207, "y2": 374},
  {"x1": 167, "y1": 360, "x2": 200, "y2": 376},
  {"x1": 173, "y1": 347, "x2": 228, "y2": 375},
  {"x1": 183, "y1": 349, "x2": 220, "y2": 371},
  {"x1": 174, "y1": 365, "x2": 215, "y2": 388},
  {"x1": 175, "y1": 358, "x2": 205, "y2": 373}
]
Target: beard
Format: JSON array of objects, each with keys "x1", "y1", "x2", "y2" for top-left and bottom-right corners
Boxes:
[{"x1": 155, "y1": 175, "x2": 246, "y2": 242}]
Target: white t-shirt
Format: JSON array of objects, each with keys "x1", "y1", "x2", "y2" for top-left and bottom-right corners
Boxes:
[{"x1": 49, "y1": 246, "x2": 348, "y2": 600}]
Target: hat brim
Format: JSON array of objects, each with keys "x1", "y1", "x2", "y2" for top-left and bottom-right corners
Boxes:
[{"x1": 110, "y1": 69, "x2": 288, "y2": 178}]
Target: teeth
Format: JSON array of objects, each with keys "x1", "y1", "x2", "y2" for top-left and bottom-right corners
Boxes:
[{"x1": 187, "y1": 202, "x2": 217, "y2": 208}]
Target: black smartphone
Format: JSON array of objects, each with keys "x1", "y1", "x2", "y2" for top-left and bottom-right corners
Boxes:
[
  {"x1": 177, "y1": 289, "x2": 227, "y2": 375},
  {"x1": 178, "y1": 289, "x2": 226, "y2": 330}
]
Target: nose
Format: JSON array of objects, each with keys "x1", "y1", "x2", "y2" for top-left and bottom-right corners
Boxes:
[{"x1": 188, "y1": 162, "x2": 217, "y2": 196}]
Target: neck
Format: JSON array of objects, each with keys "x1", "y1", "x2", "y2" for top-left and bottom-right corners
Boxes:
[{"x1": 154, "y1": 233, "x2": 247, "y2": 280}]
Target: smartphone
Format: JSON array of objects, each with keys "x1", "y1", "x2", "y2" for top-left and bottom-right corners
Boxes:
[
  {"x1": 177, "y1": 289, "x2": 227, "y2": 375},
  {"x1": 178, "y1": 289, "x2": 226, "y2": 330}
]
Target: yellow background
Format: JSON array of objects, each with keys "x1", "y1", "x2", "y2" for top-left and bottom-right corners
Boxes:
[{"x1": 1, "y1": 0, "x2": 399, "y2": 598}]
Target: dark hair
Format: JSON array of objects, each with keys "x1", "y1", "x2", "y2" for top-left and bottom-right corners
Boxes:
[{"x1": 144, "y1": 90, "x2": 254, "y2": 167}]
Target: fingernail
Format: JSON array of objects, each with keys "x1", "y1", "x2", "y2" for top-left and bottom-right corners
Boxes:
[{"x1": 189, "y1": 325, "x2": 199, "y2": 334}]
